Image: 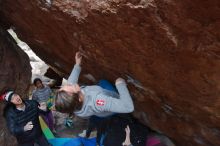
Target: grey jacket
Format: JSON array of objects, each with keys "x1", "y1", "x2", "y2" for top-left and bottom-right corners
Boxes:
[{"x1": 68, "y1": 64, "x2": 134, "y2": 118}]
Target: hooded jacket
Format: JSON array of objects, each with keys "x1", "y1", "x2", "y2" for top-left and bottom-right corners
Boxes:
[{"x1": 68, "y1": 64, "x2": 134, "y2": 118}]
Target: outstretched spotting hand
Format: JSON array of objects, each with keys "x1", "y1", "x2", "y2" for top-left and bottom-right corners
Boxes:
[{"x1": 122, "y1": 125, "x2": 132, "y2": 146}]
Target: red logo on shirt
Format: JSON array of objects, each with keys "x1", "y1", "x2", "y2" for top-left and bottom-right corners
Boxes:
[{"x1": 96, "y1": 99, "x2": 105, "y2": 106}]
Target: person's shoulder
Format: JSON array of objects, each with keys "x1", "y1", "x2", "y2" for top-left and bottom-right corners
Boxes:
[
  {"x1": 6, "y1": 106, "x2": 14, "y2": 113},
  {"x1": 26, "y1": 100, "x2": 39, "y2": 106},
  {"x1": 5, "y1": 106, "x2": 15, "y2": 117},
  {"x1": 43, "y1": 84, "x2": 50, "y2": 88},
  {"x1": 83, "y1": 85, "x2": 102, "y2": 93},
  {"x1": 44, "y1": 85, "x2": 52, "y2": 91},
  {"x1": 32, "y1": 89, "x2": 37, "y2": 95},
  {"x1": 92, "y1": 93, "x2": 110, "y2": 108}
]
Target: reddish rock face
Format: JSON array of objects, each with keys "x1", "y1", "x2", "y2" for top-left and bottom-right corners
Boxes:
[
  {"x1": 0, "y1": 28, "x2": 31, "y2": 95},
  {"x1": 0, "y1": 27, "x2": 31, "y2": 145},
  {"x1": 0, "y1": 0, "x2": 220, "y2": 145}
]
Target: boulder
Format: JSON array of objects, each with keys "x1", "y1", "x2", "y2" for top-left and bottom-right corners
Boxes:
[{"x1": 0, "y1": 0, "x2": 220, "y2": 145}]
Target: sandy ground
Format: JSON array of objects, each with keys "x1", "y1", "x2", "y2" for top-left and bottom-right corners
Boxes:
[{"x1": 53, "y1": 112, "x2": 89, "y2": 138}]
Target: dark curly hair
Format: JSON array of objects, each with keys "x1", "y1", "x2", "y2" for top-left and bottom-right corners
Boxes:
[{"x1": 33, "y1": 78, "x2": 42, "y2": 86}]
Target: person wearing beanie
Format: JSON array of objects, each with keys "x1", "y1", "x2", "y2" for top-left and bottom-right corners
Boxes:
[{"x1": 1, "y1": 90, "x2": 51, "y2": 146}]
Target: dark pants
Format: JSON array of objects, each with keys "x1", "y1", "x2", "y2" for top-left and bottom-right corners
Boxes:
[
  {"x1": 86, "y1": 115, "x2": 113, "y2": 145},
  {"x1": 86, "y1": 116, "x2": 109, "y2": 138},
  {"x1": 18, "y1": 134, "x2": 51, "y2": 146}
]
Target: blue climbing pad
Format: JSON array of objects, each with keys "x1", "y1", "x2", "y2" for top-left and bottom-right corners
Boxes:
[
  {"x1": 48, "y1": 138, "x2": 72, "y2": 146},
  {"x1": 64, "y1": 137, "x2": 96, "y2": 146},
  {"x1": 48, "y1": 137, "x2": 96, "y2": 146}
]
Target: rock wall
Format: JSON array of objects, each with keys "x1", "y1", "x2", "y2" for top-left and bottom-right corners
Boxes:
[
  {"x1": 0, "y1": 27, "x2": 31, "y2": 145},
  {"x1": 0, "y1": 0, "x2": 220, "y2": 146}
]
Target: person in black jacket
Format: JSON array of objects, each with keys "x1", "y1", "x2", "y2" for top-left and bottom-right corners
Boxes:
[{"x1": 1, "y1": 90, "x2": 51, "y2": 146}]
